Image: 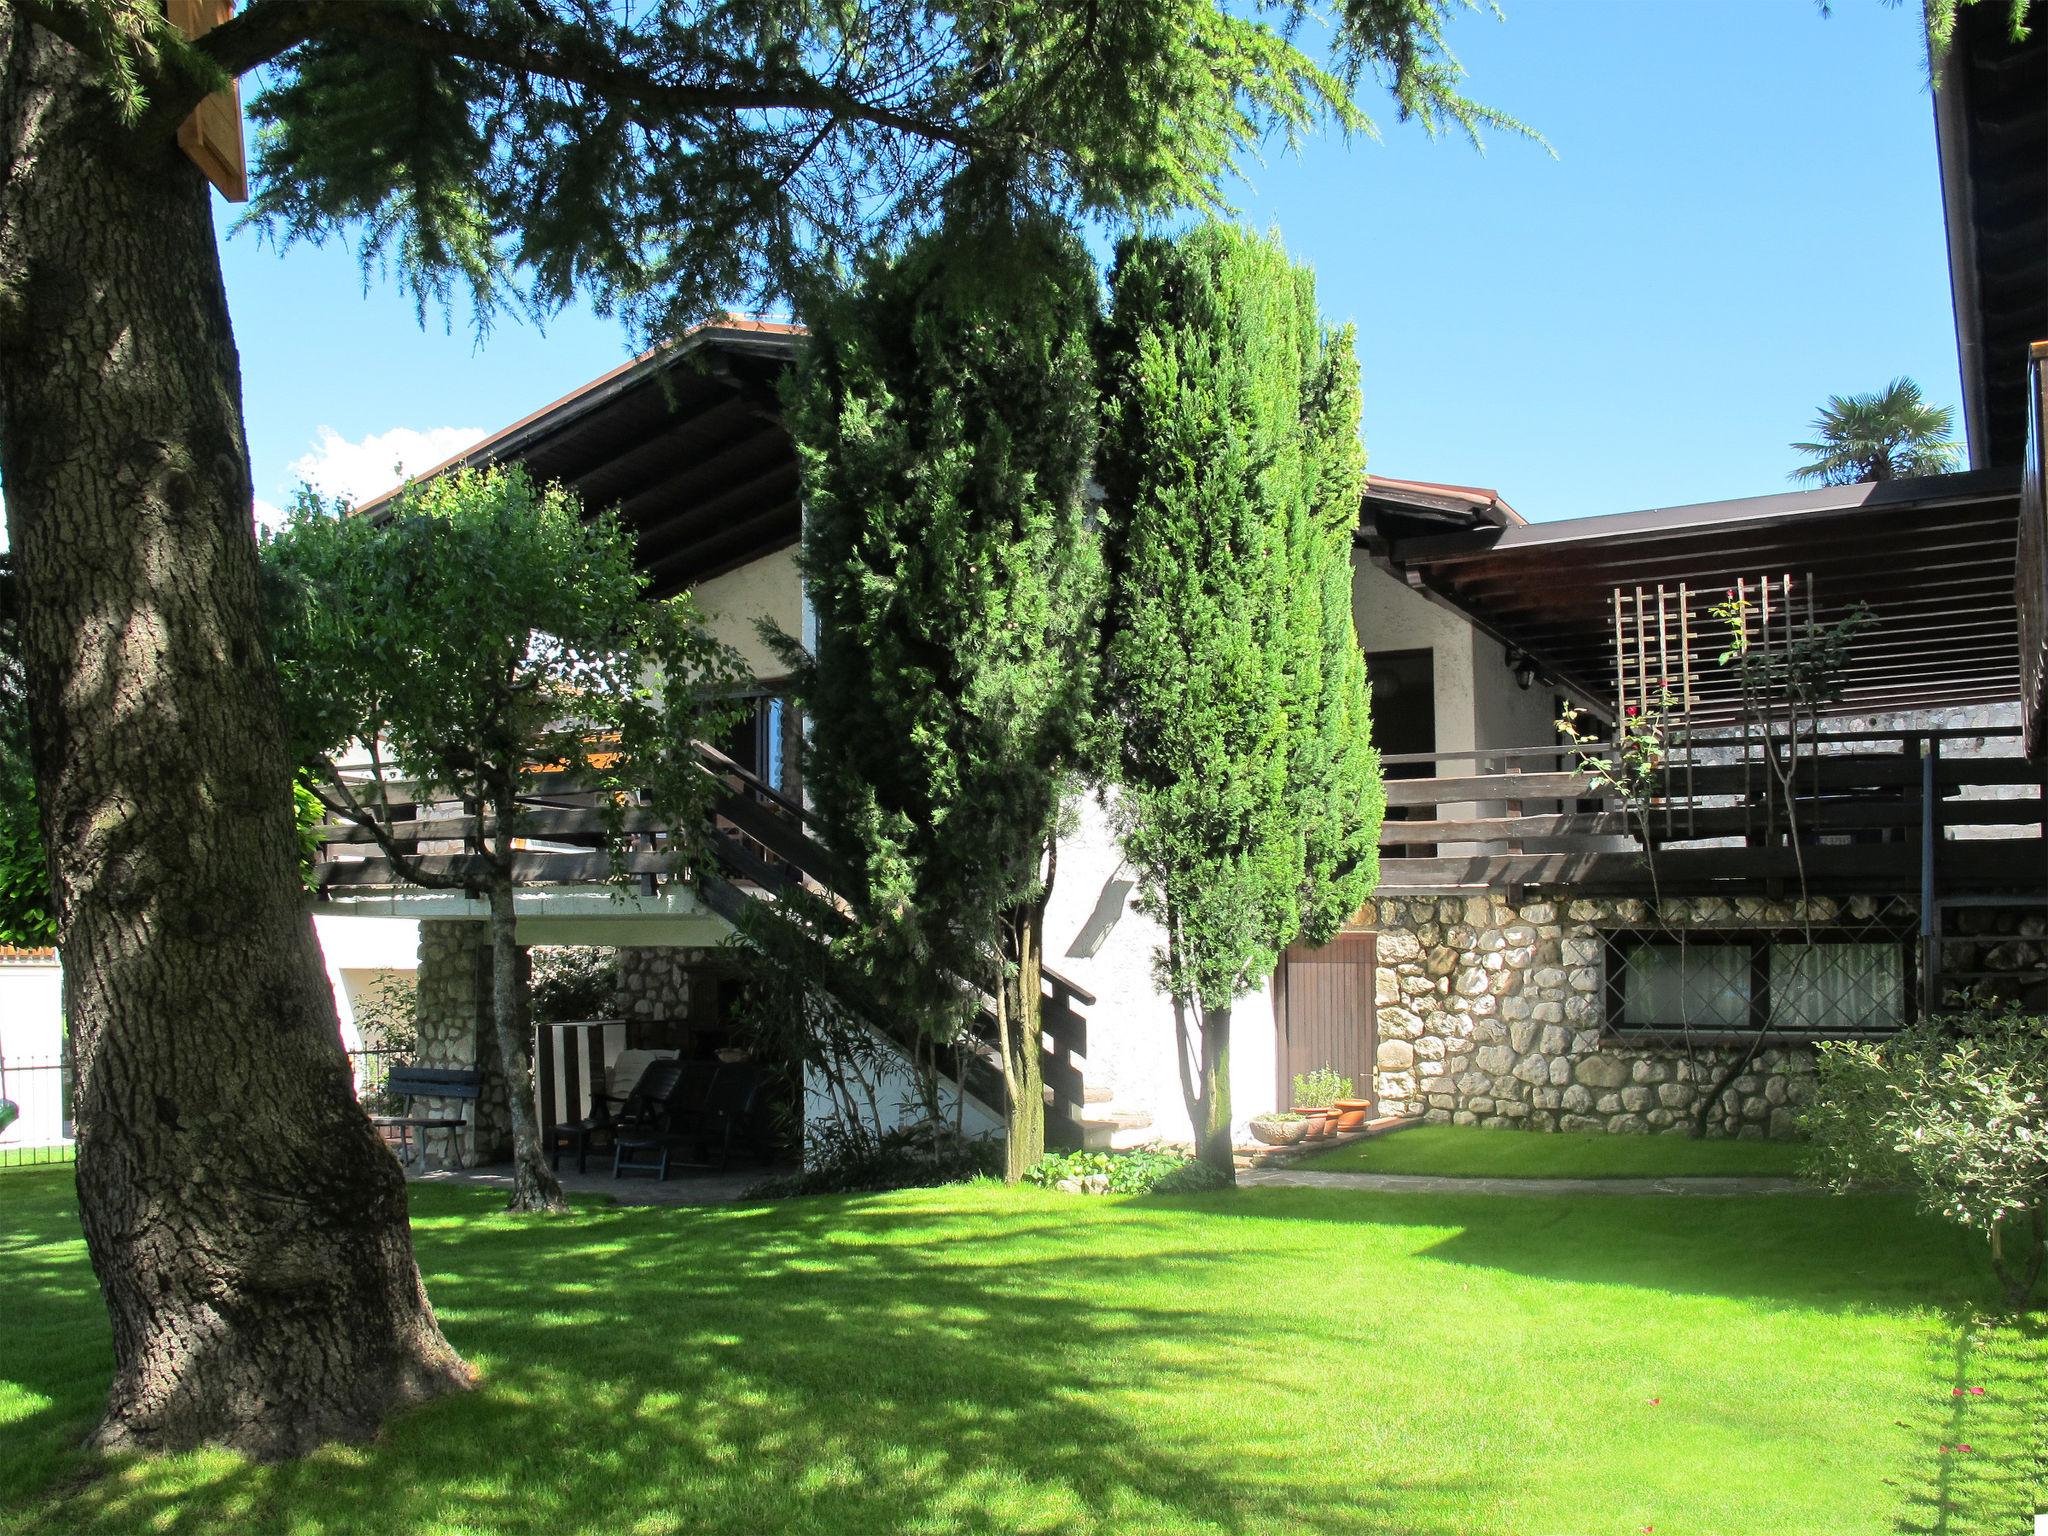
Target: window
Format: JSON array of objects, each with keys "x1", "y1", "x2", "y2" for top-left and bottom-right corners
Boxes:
[
  {"x1": 719, "y1": 693, "x2": 790, "y2": 793},
  {"x1": 1615, "y1": 942, "x2": 1751, "y2": 1031},
  {"x1": 1769, "y1": 943, "x2": 1903, "y2": 1033},
  {"x1": 1605, "y1": 932, "x2": 1908, "y2": 1037}
]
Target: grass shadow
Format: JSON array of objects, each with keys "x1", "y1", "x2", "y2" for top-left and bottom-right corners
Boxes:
[{"x1": 3, "y1": 1171, "x2": 1485, "y2": 1536}]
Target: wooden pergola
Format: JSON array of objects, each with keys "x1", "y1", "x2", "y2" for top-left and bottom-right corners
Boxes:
[{"x1": 1365, "y1": 468, "x2": 2028, "y2": 722}]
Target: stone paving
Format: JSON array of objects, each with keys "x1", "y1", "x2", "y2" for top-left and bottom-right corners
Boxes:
[{"x1": 1236, "y1": 1168, "x2": 1819, "y2": 1197}]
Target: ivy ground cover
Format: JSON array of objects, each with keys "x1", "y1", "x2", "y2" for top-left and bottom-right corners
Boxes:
[{"x1": 2, "y1": 1169, "x2": 2040, "y2": 1534}]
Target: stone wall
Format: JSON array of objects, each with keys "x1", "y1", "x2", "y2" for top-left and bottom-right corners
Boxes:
[
  {"x1": 616, "y1": 946, "x2": 740, "y2": 1028},
  {"x1": 1363, "y1": 893, "x2": 1860, "y2": 1139},
  {"x1": 412, "y1": 920, "x2": 513, "y2": 1166}
]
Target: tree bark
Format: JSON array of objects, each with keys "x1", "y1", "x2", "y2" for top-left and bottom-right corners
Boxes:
[
  {"x1": 0, "y1": 17, "x2": 469, "y2": 1457},
  {"x1": 1195, "y1": 1002, "x2": 1235, "y2": 1180},
  {"x1": 485, "y1": 873, "x2": 565, "y2": 1212},
  {"x1": 1001, "y1": 903, "x2": 1046, "y2": 1183}
]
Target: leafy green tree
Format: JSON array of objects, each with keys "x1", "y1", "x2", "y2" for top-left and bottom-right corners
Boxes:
[
  {"x1": 782, "y1": 212, "x2": 1102, "y2": 1182},
  {"x1": 1805, "y1": 1005, "x2": 2047, "y2": 1307},
  {"x1": 0, "y1": 559, "x2": 52, "y2": 947},
  {"x1": 263, "y1": 466, "x2": 740, "y2": 1213},
  {"x1": 1291, "y1": 305, "x2": 1384, "y2": 946},
  {"x1": 1, "y1": 0, "x2": 1525, "y2": 1458},
  {"x1": 1098, "y1": 223, "x2": 1381, "y2": 1177},
  {"x1": 1788, "y1": 377, "x2": 1963, "y2": 486}
]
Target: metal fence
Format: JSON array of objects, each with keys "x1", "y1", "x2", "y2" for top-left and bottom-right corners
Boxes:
[
  {"x1": 347, "y1": 1046, "x2": 401, "y2": 1111},
  {"x1": 1, "y1": 1048, "x2": 408, "y2": 1171},
  {"x1": 0, "y1": 1053, "x2": 74, "y2": 1168}
]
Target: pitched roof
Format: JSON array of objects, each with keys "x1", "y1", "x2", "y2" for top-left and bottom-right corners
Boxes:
[
  {"x1": 354, "y1": 319, "x2": 807, "y2": 594},
  {"x1": 1374, "y1": 468, "x2": 2025, "y2": 719}
]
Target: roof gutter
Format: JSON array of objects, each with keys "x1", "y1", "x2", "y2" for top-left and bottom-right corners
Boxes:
[{"x1": 1933, "y1": 35, "x2": 1989, "y2": 469}]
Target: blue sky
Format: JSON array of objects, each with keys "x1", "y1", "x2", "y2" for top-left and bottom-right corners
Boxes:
[{"x1": 219, "y1": 0, "x2": 1960, "y2": 525}]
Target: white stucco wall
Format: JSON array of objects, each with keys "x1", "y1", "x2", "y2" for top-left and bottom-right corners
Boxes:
[
  {"x1": 1352, "y1": 554, "x2": 1475, "y2": 757},
  {"x1": 0, "y1": 954, "x2": 66, "y2": 1148},
  {"x1": 1040, "y1": 793, "x2": 1282, "y2": 1140},
  {"x1": 312, "y1": 913, "x2": 421, "y2": 1050},
  {"x1": 690, "y1": 542, "x2": 804, "y2": 682},
  {"x1": 801, "y1": 1035, "x2": 1004, "y2": 1160}
]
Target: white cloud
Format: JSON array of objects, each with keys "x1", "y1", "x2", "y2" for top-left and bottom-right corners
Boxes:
[
  {"x1": 253, "y1": 497, "x2": 288, "y2": 532},
  {"x1": 285, "y1": 424, "x2": 486, "y2": 511}
]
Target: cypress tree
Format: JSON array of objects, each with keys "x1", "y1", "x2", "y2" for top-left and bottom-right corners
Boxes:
[
  {"x1": 783, "y1": 213, "x2": 1103, "y2": 1180},
  {"x1": 1099, "y1": 223, "x2": 1381, "y2": 1176},
  {"x1": 1293, "y1": 313, "x2": 1384, "y2": 944}
]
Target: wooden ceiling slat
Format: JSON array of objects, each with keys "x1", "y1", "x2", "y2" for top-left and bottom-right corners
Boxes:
[
  {"x1": 644, "y1": 501, "x2": 804, "y2": 596},
  {"x1": 611, "y1": 425, "x2": 793, "y2": 534},
  {"x1": 632, "y1": 461, "x2": 802, "y2": 574}
]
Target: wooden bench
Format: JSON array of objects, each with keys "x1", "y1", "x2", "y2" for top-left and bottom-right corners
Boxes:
[{"x1": 369, "y1": 1066, "x2": 482, "y2": 1171}]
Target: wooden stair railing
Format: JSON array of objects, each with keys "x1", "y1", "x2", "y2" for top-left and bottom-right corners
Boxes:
[{"x1": 690, "y1": 741, "x2": 1093, "y2": 1146}]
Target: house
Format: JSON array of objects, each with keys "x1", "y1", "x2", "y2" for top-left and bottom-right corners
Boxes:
[
  {"x1": 315, "y1": 318, "x2": 2047, "y2": 1158},
  {"x1": 309, "y1": 18, "x2": 2048, "y2": 1159}
]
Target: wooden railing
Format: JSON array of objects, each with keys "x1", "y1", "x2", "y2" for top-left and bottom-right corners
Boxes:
[
  {"x1": 1374, "y1": 726, "x2": 2048, "y2": 895},
  {"x1": 2018, "y1": 340, "x2": 2047, "y2": 757},
  {"x1": 309, "y1": 744, "x2": 1094, "y2": 1142}
]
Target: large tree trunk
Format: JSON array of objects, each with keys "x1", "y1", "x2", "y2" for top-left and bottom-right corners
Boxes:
[
  {"x1": 1000, "y1": 903, "x2": 1047, "y2": 1183},
  {"x1": 1194, "y1": 1003, "x2": 1235, "y2": 1180},
  {"x1": 485, "y1": 874, "x2": 565, "y2": 1212},
  {"x1": 0, "y1": 18, "x2": 469, "y2": 1457}
]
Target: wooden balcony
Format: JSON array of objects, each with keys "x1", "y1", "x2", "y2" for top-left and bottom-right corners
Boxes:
[
  {"x1": 2018, "y1": 340, "x2": 2047, "y2": 757},
  {"x1": 1375, "y1": 726, "x2": 2048, "y2": 897}
]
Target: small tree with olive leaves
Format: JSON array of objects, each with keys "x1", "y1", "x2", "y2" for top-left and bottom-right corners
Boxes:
[{"x1": 263, "y1": 465, "x2": 740, "y2": 1212}]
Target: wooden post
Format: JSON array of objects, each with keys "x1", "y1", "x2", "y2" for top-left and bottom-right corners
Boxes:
[
  {"x1": 167, "y1": 0, "x2": 248, "y2": 202},
  {"x1": 1611, "y1": 587, "x2": 1627, "y2": 726},
  {"x1": 1920, "y1": 737, "x2": 1939, "y2": 1019}
]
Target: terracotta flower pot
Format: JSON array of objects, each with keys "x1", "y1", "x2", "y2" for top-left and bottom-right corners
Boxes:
[
  {"x1": 1295, "y1": 1107, "x2": 1331, "y2": 1139},
  {"x1": 1333, "y1": 1097, "x2": 1372, "y2": 1132}
]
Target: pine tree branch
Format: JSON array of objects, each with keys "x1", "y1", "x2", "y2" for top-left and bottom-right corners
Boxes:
[{"x1": 186, "y1": 0, "x2": 981, "y2": 150}]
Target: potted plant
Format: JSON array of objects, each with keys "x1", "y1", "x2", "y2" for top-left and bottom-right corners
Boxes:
[
  {"x1": 1248, "y1": 1111, "x2": 1311, "y2": 1146},
  {"x1": 1292, "y1": 1067, "x2": 1350, "y2": 1137}
]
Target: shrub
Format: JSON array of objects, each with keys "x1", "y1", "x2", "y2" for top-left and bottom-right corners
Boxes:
[
  {"x1": 529, "y1": 947, "x2": 619, "y2": 1024},
  {"x1": 745, "y1": 1117, "x2": 1000, "y2": 1199},
  {"x1": 1292, "y1": 1067, "x2": 1352, "y2": 1107},
  {"x1": 1804, "y1": 1005, "x2": 2047, "y2": 1306},
  {"x1": 1026, "y1": 1148, "x2": 1230, "y2": 1195}
]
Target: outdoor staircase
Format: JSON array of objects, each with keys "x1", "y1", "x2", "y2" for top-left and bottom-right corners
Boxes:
[
  {"x1": 1075, "y1": 1086, "x2": 1155, "y2": 1151},
  {"x1": 307, "y1": 741, "x2": 1100, "y2": 1148},
  {"x1": 689, "y1": 743, "x2": 1095, "y2": 1148}
]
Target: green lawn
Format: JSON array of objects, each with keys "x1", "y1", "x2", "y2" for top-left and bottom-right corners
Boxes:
[
  {"x1": 1299, "y1": 1123, "x2": 1812, "y2": 1179},
  {"x1": 2, "y1": 1168, "x2": 2041, "y2": 1535}
]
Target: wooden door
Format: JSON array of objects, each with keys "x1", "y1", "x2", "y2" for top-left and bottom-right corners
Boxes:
[{"x1": 1276, "y1": 932, "x2": 1377, "y2": 1107}]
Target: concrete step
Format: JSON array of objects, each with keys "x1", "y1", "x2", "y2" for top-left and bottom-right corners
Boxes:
[
  {"x1": 1083, "y1": 1085, "x2": 1116, "y2": 1105},
  {"x1": 1078, "y1": 1107, "x2": 1153, "y2": 1152}
]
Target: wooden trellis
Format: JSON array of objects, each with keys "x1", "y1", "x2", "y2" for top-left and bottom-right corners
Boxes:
[{"x1": 1610, "y1": 574, "x2": 1820, "y2": 844}]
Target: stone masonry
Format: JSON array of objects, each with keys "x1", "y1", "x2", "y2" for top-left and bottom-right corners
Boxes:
[
  {"x1": 412, "y1": 920, "x2": 513, "y2": 1166},
  {"x1": 616, "y1": 947, "x2": 706, "y2": 1024},
  {"x1": 1362, "y1": 893, "x2": 1842, "y2": 1140}
]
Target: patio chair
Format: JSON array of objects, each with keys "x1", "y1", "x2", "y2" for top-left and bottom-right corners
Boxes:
[
  {"x1": 545, "y1": 1053, "x2": 679, "y2": 1174},
  {"x1": 670, "y1": 1062, "x2": 766, "y2": 1170},
  {"x1": 611, "y1": 1059, "x2": 719, "y2": 1180}
]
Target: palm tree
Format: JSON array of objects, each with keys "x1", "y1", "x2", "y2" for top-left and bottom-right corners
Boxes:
[{"x1": 1789, "y1": 377, "x2": 1963, "y2": 486}]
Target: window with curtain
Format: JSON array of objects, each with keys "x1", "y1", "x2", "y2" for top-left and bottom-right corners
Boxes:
[
  {"x1": 1606, "y1": 934, "x2": 1907, "y2": 1036},
  {"x1": 1614, "y1": 941, "x2": 1752, "y2": 1031}
]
